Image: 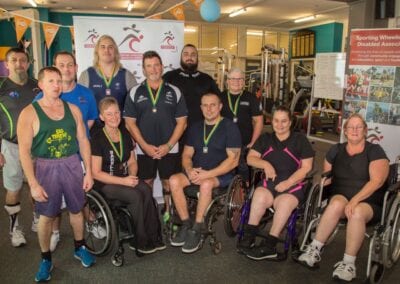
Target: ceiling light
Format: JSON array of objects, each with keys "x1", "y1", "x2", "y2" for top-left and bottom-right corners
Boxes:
[
  {"x1": 127, "y1": 1, "x2": 134, "y2": 12},
  {"x1": 294, "y1": 15, "x2": 316, "y2": 23},
  {"x1": 28, "y1": 0, "x2": 37, "y2": 7},
  {"x1": 184, "y1": 27, "x2": 197, "y2": 33},
  {"x1": 247, "y1": 31, "x2": 263, "y2": 36},
  {"x1": 229, "y1": 8, "x2": 246, "y2": 18}
]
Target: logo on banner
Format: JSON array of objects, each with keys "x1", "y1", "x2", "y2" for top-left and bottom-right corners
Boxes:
[
  {"x1": 367, "y1": 126, "x2": 384, "y2": 144},
  {"x1": 119, "y1": 24, "x2": 144, "y2": 60},
  {"x1": 161, "y1": 31, "x2": 178, "y2": 52},
  {"x1": 84, "y1": 29, "x2": 99, "y2": 48}
]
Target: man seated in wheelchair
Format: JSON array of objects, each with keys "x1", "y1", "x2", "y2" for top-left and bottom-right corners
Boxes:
[
  {"x1": 169, "y1": 92, "x2": 241, "y2": 253},
  {"x1": 90, "y1": 97, "x2": 165, "y2": 254},
  {"x1": 298, "y1": 113, "x2": 389, "y2": 282},
  {"x1": 239, "y1": 105, "x2": 314, "y2": 260}
]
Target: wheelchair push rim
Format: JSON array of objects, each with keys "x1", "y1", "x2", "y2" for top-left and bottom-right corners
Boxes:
[
  {"x1": 224, "y1": 175, "x2": 246, "y2": 237},
  {"x1": 85, "y1": 190, "x2": 116, "y2": 256}
]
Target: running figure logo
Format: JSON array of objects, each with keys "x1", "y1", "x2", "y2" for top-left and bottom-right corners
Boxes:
[
  {"x1": 160, "y1": 31, "x2": 178, "y2": 52},
  {"x1": 119, "y1": 24, "x2": 144, "y2": 52},
  {"x1": 162, "y1": 31, "x2": 175, "y2": 46},
  {"x1": 367, "y1": 126, "x2": 384, "y2": 144},
  {"x1": 85, "y1": 29, "x2": 99, "y2": 44}
]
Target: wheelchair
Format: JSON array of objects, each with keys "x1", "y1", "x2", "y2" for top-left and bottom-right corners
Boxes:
[
  {"x1": 299, "y1": 158, "x2": 400, "y2": 283},
  {"x1": 230, "y1": 167, "x2": 315, "y2": 261},
  {"x1": 85, "y1": 189, "x2": 137, "y2": 267},
  {"x1": 167, "y1": 174, "x2": 246, "y2": 254}
]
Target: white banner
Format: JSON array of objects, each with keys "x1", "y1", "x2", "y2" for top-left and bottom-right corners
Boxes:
[{"x1": 73, "y1": 16, "x2": 184, "y2": 80}]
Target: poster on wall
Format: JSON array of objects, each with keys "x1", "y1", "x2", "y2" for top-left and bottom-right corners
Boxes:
[
  {"x1": 345, "y1": 28, "x2": 400, "y2": 161},
  {"x1": 73, "y1": 16, "x2": 184, "y2": 80}
]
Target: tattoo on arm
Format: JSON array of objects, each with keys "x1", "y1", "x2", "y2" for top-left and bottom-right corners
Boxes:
[{"x1": 227, "y1": 148, "x2": 241, "y2": 159}]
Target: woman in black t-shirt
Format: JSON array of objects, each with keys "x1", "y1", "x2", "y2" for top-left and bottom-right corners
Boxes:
[
  {"x1": 239, "y1": 106, "x2": 314, "y2": 260},
  {"x1": 91, "y1": 97, "x2": 164, "y2": 255},
  {"x1": 298, "y1": 113, "x2": 389, "y2": 282}
]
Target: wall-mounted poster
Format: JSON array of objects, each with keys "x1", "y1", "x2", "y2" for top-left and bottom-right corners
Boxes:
[{"x1": 345, "y1": 29, "x2": 400, "y2": 161}]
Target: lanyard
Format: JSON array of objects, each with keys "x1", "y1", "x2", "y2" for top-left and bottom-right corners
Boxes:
[
  {"x1": 103, "y1": 128, "x2": 123, "y2": 162},
  {"x1": 203, "y1": 117, "x2": 223, "y2": 147},
  {"x1": 99, "y1": 65, "x2": 116, "y2": 88},
  {"x1": 227, "y1": 91, "x2": 242, "y2": 117},
  {"x1": 146, "y1": 80, "x2": 163, "y2": 108}
]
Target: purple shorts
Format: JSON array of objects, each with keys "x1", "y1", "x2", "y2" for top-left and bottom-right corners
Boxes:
[{"x1": 34, "y1": 154, "x2": 85, "y2": 217}]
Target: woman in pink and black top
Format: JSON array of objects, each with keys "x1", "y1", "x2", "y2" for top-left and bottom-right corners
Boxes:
[{"x1": 238, "y1": 105, "x2": 314, "y2": 260}]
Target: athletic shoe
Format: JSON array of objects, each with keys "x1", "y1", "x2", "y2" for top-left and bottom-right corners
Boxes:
[
  {"x1": 154, "y1": 239, "x2": 167, "y2": 251},
  {"x1": 49, "y1": 232, "x2": 60, "y2": 252},
  {"x1": 170, "y1": 224, "x2": 190, "y2": 247},
  {"x1": 74, "y1": 246, "x2": 95, "y2": 268},
  {"x1": 332, "y1": 261, "x2": 356, "y2": 282},
  {"x1": 298, "y1": 245, "x2": 321, "y2": 268},
  {"x1": 137, "y1": 245, "x2": 157, "y2": 255},
  {"x1": 34, "y1": 259, "x2": 53, "y2": 282},
  {"x1": 10, "y1": 227, "x2": 26, "y2": 247},
  {"x1": 86, "y1": 222, "x2": 107, "y2": 239},
  {"x1": 182, "y1": 229, "x2": 201, "y2": 254},
  {"x1": 32, "y1": 214, "x2": 39, "y2": 232},
  {"x1": 245, "y1": 243, "x2": 278, "y2": 260}
]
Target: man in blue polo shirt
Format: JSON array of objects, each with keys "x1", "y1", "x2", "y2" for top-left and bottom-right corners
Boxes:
[
  {"x1": 124, "y1": 50, "x2": 187, "y2": 215},
  {"x1": 169, "y1": 92, "x2": 241, "y2": 253}
]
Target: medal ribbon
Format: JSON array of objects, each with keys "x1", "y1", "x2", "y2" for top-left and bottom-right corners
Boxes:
[
  {"x1": 103, "y1": 128, "x2": 124, "y2": 162},
  {"x1": 227, "y1": 91, "x2": 242, "y2": 117},
  {"x1": 203, "y1": 117, "x2": 223, "y2": 147},
  {"x1": 99, "y1": 65, "x2": 117, "y2": 88},
  {"x1": 146, "y1": 80, "x2": 163, "y2": 108}
]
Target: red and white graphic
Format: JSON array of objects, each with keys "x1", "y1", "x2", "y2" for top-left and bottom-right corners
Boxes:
[
  {"x1": 161, "y1": 31, "x2": 178, "y2": 52},
  {"x1": 83, "y1": 29, "x2": 99, "y2": 48}
]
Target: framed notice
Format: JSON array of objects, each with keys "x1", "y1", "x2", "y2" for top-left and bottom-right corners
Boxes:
[{"x1": 314, "y1": 52, "x2": 346, "y2": 100}]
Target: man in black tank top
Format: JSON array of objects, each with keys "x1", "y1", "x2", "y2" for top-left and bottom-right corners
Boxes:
[{"x1": 17, "y1": 67, "x2": 95, "y2": 282}]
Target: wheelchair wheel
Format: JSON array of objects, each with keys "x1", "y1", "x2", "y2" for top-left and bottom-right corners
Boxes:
[
  {"x1": 369, "y1": 262, "x2": 385, "y2": 284},
  {"x1": 85, "y1": 190, "x2": 116, "y2": 256},
  {"x1": 383, "y1": 195, "x2": 400, "y2": 267},
  {"x1": 301, "y1": 184, "x2": 320, "y2": 244},
  {"x1": 224, "y1": 175, "x2": 245, "y2": 237}
]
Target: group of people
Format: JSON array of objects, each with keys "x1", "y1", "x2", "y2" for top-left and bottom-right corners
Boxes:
[{"x1": 0, "y1": 36, "x2": 390, "y2": 283}]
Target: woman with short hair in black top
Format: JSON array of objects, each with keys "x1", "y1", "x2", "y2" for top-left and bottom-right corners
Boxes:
[
  {"x1": 298, "y1": 113, "x2": 389, "y2": 282},
  {"x1": 91, "y1": 97, "x2": 164, "y2": 254}
]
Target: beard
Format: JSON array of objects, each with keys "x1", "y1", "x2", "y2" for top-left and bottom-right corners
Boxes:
[{"x1": 180, "y1": 59, "x2": 198, "y2": 73}]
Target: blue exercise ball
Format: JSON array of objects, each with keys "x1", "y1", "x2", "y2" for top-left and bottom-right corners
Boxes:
[{"x1": 200, "y1": 0, "x2": 221, "y2": 22}]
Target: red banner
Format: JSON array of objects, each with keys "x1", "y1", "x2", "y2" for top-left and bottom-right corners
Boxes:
[{"x1": 349, "y1": 29, "x2": 400, "y2": 66}]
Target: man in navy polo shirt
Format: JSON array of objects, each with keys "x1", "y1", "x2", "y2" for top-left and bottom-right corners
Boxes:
[
  {"x1": 124, "y1": 50, "x2": 187, "y2": 214},
  {"x1": 169, "y1": 93, "x2": 241, "y2": 253}
]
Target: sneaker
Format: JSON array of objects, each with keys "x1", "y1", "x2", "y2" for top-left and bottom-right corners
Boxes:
[
  {"x1": 35, "y1": 259, "x2": 53, "y2": 282},
  {"x1": 49, "y1": 232, "x2": 60, "y2": 252},
  {"x1": 137, "y1": 244, "x2": 157, "y2": 255},
  {"x1": 170, "y1": 224, "x2": 190, "y2": 247},
  {"x1": 86, "y1": 222, "x2": 107, "y2": 239},
  {"x1": 10, "y1": 227, "x2": 27, "y2": 247},
  {"x1": 237, "y1": 225, "x2": 256, "y2": 253},
  {"x1": 182, "y1": 229, "x2": 201, "y2": 254},
  {"x1": 154, "y1": 239, "x2": 167, "y2": 251},
  {"x1": 32, "y1": 215, "x2": 39, "y2": 233},
  {"x1": 74, "y1": 246, "x2": 96, "y2": 268},
  {"x1": 245, "y1": 243, "x2": 278, "y2": 260},
  {"x1": 298, "y1": 245, "x2": 321, "y2": 268},
  {"x1": 332, "y1": 261, "x2": 356, "y2": 282}
]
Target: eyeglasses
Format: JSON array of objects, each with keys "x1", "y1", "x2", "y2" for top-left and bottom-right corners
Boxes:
[
  {"x1": 228, "y1": 78, "x2": 244, "y2": 81},
  {"x1": 346, "y1": 126, "x2": 364, "y2": 131}
]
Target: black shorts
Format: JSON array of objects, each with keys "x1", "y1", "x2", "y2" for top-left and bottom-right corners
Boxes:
[
  {"x1": 256, "y1": 179, "x2": 306, "y2": 203},
  {"x1": 137, "y1": 153, "x2": 181, "y2": 180},
  {"x1": 330, "y1": 194, "x2": 383, "y2": 224}
]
